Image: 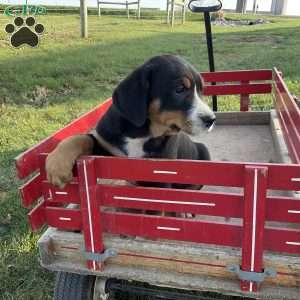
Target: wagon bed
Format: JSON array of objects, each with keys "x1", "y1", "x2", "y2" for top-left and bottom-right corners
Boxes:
[{"x1": 15, "y1": 68, "x2": 300, "y2": 299}]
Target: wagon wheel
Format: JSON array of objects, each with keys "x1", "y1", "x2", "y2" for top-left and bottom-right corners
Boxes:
[{"x1": 53, "y1": 272, "x2": 114, "y2": 300}]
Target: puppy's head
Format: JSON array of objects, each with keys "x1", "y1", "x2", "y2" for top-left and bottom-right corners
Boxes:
[{"x1": 112, "y1": 55, "x2": 215, "y2": 137}]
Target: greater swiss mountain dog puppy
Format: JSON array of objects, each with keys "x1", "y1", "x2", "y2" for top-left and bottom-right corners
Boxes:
[{"x1": 46, "y1": 55, "x2": 216, "y2": 189}]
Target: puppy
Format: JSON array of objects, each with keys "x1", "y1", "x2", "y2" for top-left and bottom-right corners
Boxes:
[{"x1": 46, "y1": 55, "x2": 216, "y2": 189}]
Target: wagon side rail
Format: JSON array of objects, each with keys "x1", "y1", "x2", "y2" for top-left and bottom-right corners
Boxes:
[
  {"x1": 273, "y1": 68, "x2": 300, "y2": 164},
  {"x1": 15, "y1": 69, "x2": 273, "y2": 182},
  {"x1": 25, "y1": 154, "x2": 300, "y2": 293},
  {"x1": 202, "y1": 69, "x2": 273, "y2": 111},
  {"x1": 15, "y1": 99, "x2": 112, "y2": 180}
]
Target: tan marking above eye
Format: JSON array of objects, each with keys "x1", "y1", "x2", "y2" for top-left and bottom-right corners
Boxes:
[{"x1": 183, "y1": 77, "x2": 192, "y2": 89}]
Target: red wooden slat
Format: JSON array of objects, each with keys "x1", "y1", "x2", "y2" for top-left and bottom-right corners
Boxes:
[
  {"x1": 201, "y1": 70, "x2": 273, "y2": 83},
  {"x1": 275, "y1": 103, "x2": 300, "y2": 164},
  {"x1": 274, "y1": 82, "x2": 300, "y2": 163},
  {"x1": 273, "y1": 68, "x2": 300, "y2": 163},
  {"x1": 252, "y1": 164, "x2": 300, "y2": 191},
  {"x1": 77, "y1": 158, "x2": 104, "y2": 271},
  {"x1": 45, "y1": 207, "x2": 82, "y2": 230},
  {"x1": 42, "y1": 181, "x2": 80, "y2": 204},
  {"x1": 241, "y1": 166, "x2": 268, "y2": 292},
  {"x1": 267, "y1": 196, "x2": 300, "y2": 223},
  {"x1": 274, "y1": 68, "x2": 300, "y2": 130},
  {"x1": 19, "y1": 173, "x2": 42, "y2": 208},
  {"x1": 28, "y1": 200, "x2": 46, "y2": 231},
  {"x1": 95, "y1": 157, "x2": 244, "y2": 187},
  {"x1": 203, "y1": 83, "x2": 271, "y2": 96},
  {"x1": 265, "y1": 227, "x2": 300, "y2": 254},
  {"x1": 102, "y1": 212, "x2": 242, "y2": 247},
  {"x1": 15, "y1": 99, "x2": 112, "y2": 179},
  {"x1": 98, "y1": 185, "x2": 243, "y2": 218},
  {"x1": 94, "y1": 157, "x2": 300, "y2": 190}
]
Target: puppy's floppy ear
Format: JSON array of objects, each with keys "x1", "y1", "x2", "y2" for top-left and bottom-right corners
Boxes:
[
  {"x1": 199, "y1": 74, "x2": 205, "y2": 92},
  {"x1": 112, "y1": 63, "x2": 152, "y2": 127}
]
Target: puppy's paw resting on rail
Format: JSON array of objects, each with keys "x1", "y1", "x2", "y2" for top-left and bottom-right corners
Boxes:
[{"x1": 46, "y1": 135, "x2": 94, "y2": 188}]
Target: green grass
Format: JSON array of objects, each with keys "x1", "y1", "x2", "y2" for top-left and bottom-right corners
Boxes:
[{"x1": 0, "y1": 12, "x2": 300, "y2": 299}]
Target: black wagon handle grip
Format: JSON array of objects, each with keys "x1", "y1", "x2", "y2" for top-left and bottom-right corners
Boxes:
[{"x1": 188, "y1": 0, "x2": 222, "y2": 13}]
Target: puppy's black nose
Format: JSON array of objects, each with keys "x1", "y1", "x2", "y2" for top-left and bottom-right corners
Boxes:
[{"x1": 202, "y1": 116, "x2": 216, "y2": 128}]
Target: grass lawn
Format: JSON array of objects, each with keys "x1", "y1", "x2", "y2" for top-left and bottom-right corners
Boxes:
[{"x1": 0, "y1": 11, "x2": 300, "y2": 300}]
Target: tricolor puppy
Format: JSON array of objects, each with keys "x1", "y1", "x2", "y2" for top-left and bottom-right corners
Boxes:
[{"x1": 46, "y1": 55, "x2": 216, "y2": 189}]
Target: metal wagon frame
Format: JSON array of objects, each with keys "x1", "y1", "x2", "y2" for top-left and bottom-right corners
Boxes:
[{"x1": 15, "y1": 68, "x2": 300, "y2": 299}]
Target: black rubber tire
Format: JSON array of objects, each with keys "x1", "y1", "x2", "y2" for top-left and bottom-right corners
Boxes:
[{"x1": 53, "y1": 272, "x2": 96, "y2": 300}]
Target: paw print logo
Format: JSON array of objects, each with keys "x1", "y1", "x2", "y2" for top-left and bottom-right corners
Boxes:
[{"x1": 5, "y1": 16, "x2": 44, "y2": 48}]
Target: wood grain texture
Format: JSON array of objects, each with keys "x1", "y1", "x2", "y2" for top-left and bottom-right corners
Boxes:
[{"x1": 38, "y1": 228, "x2": 300, "y2": 289}]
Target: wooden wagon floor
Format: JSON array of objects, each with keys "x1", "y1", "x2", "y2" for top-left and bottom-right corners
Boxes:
[
  {"x1": 194, "y1": 111, "x2": 294, "y2": 198},
  {"x1": 194, "y1": 113, "x2": 299, "y2": 228},
  {"x1": 194, "y1": 124, "x2": 276, "y2": 196},
  {"x1": 199, "y1": 125, "x2": 276, "y2": 163}
]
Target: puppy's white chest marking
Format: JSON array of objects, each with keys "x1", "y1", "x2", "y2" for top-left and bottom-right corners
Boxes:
[{"x1": 125, "y1": 137, "x2": 150, "y2": 158}]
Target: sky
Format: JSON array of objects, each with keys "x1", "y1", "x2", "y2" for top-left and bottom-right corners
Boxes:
[{"x1": 1, "y1": 0, "x2": 300, "y2": 15}]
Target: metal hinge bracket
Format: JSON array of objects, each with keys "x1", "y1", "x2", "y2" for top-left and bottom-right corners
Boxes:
[
  {"x1": 227, "y1": 264, "x2": 276, "y2": 283},
  {"x1": 83, "y1": 248, "x2": 117, "y2": 262}
]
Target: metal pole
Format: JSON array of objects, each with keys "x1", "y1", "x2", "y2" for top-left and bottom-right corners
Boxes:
[
  {"x1": 204, "y1": 11, "x2": 217, "y2": 111},
  {"x1": 80, "y1": 0, "x2": 88, "y2": 38}
]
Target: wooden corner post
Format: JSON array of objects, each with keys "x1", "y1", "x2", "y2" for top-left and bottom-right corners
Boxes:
[
  {"x1": 80, "y1": 0, "x2": 88, "y2": 38},
  {"x1": 126, "y1": 1, "x2": 130, "y2": 19},
  {"x1": 240, "y1": 80, "x2": 250, "y2": 111},
  {"x1": 97, "y1": 1, "x2": 101, "y2": 16},
  {"x1": 241, "y1": 166, "x2": 268, "y2": 292},
  {"x1": 78, "y1": 157, "x2": 104, "y2": 271},
  {"x1": 137, "y1": 0, "x2": 141, "y2": 19}
]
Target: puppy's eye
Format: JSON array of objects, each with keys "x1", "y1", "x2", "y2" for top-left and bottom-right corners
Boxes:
[
  {"x1": 175, "y1": 85, "x2": 186, "y2": 94},
  {"x1": 170, "y1": 124, "x2": 180, "y2": 131}
]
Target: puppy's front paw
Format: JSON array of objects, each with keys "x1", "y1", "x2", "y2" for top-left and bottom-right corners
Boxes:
[{"x1": 46, "y1": 150, "x2": 74, "y2": 189}]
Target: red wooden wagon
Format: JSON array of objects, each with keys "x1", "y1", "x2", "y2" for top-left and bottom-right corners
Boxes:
[{"x1": 15, "y1": 68, "x2": 300, "y2": 300}]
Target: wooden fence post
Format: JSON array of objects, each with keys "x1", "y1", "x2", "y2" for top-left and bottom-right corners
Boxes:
[
  {"x1": 137, "y1": 0, "x2": 141, "y2": 19},
  {"x1": 97, "y1": 1, "x2": 101, "y2": 17},
  {"x1": 166, "y1": 0, "x2": 170, "y2": 24},
  {"x1": 80, "y1": 0, "x2": 88, "y2": 38},
  {"x1": 126, "y1": 1, "x2": 130, "y2": 19},
  {"x1": 171, "y1": 0, "x2": 175, "y2": 27},
  {"x1": 181, "y1": 1, "x2": 186, "y2": 24}
]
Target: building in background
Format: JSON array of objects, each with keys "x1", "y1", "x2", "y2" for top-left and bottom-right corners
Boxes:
[{"x1": 228, "y1": 0, "x2": 300, "y2": 16}]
